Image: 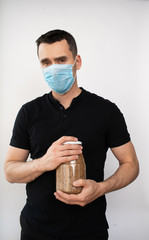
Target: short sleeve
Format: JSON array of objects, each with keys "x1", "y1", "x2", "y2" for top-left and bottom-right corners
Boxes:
[
  {"x1": 106, "y1": 104, "x2": 130, "y2": 148},
  {"x1": 10, "y1": 106, "x2": 30, "y2": 150}
]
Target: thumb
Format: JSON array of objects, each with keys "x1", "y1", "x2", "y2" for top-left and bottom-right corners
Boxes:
[{"x1": 73, "y1": 179, "x2": 87, "y2": 187}]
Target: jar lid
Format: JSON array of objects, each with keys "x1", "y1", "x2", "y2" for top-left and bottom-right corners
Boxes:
[{"x1": 63, "y1": 141, "x2": 82, "y2": 145}]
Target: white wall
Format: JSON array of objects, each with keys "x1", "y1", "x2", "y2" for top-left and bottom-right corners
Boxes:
[{"x1": 0, "y1": 0, "x2": 149, "y2": 239}]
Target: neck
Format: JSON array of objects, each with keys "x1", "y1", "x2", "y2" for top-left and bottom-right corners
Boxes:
[{"x1": 52, "y1": 80, "x2": 82, "y2": 109}]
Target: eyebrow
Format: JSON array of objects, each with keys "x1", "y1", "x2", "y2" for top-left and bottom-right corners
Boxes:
[
  {"x1": 40, "y1": 58, "x2": 51, "y2": 64},
  {"x1": 40, "y1": 56, "x2": 68, "y2": 64},
  {"x1": 54, "y1": 56, "x2": 68, "y2": 61}
]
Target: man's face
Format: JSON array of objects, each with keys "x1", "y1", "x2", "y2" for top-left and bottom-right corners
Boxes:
[{"x1": 38, "y1": 39, "x2": 81, "y2": 77}]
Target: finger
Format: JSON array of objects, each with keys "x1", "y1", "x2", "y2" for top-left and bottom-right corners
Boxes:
[
  {"x1": 54, "y1": 193, "x2": 77, "y2": 205},
  {"x1": 59, "y1": 155, "x2": 79, "y2": 163},
  {"x1": 54, "y1": 191, "x2": 80, "y2": 204},
  {"x1": 60, "y1": 144, "x2": 83, "y2": 151},
  {"x1": 57, "y1": 136, "x2": 78, "y2": 145},
  {"x1": 54, "y1": 190, "x2": 86, "y2": 206},
  {"x1": 59, "y1": 149, "x2": 82, "y2": 157},
  {"x1": 73, "y1": 179, "x2": 88, "y2": 187}
]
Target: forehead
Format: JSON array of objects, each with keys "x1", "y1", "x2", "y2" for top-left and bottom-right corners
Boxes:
[{"x1": 38, "y1": 39, "x2": 73, "y2": 60}]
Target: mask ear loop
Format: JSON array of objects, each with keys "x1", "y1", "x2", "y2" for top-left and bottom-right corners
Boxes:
[{"x1": 72, "y1": 57, "x2": 77, "y2": 80}]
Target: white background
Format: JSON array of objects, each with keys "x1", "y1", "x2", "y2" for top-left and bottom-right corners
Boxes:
[{"x1": 0, "y1": 0, "x2": 149, "y2": 239}]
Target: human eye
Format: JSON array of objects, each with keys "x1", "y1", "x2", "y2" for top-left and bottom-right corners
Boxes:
[
  {"x1": 41, "y1": 58, "x2": 51, "y2": 68},
  {"x1": 60, "y1": 59, "x2": 65, "y2": 63},
  {"x1": 43, "y1": 61, "x2": 50, "y2": 67},
  {"x1": 57, "y1": 60, "x2": 64, "y2": 64},
  {"x1": 57, "y1": 57, "x2": 67, "y2": 64}
]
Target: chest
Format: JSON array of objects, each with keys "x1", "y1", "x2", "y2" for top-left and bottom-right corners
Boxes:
[{"x1": 27, "y1": 105, "x2": 108, "y2": 159}]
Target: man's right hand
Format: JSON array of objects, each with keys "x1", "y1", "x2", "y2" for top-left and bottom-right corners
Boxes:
[
  {"x1": 4, "y1": 136, "x2": 82, "y2": 183},
  {"x1": 41, "y1": 136, "x2": 83, "y2": 172}
]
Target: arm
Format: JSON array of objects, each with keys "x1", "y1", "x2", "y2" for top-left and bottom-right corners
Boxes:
[
  {"x1": 4, "y1": 146, "x2": 43, "y2": 183},
  {"x1": 54, "y1": 141, "x2": 139, "y2": 206},
  {"x1": 4, "y1": 136, "x2": 82, "y2": 184},
  {"x1": 102, "y1": 141, "x2": 139, "y2": 193}
]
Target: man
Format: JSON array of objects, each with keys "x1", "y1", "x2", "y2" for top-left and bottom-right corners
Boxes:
[{"x1": 4, "y1": 29, "x2": 139, "y2": 240}]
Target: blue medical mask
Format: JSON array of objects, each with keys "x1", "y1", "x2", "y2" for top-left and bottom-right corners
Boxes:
[{"x1": 42, "y1": 59, "x2": 76, "y2": 95}]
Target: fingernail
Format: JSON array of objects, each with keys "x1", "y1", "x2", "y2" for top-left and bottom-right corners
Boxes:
[
  {"x1": 57, "y1": 190, "x2": 61, "y2": 194},
  {"x1": 73, "y1": 180, "x2": 78, "y2": 185}
]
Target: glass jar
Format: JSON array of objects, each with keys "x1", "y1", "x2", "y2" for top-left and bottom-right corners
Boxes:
[{"x1": 56, "y1": 141, "x2": 86, "y2": 194}]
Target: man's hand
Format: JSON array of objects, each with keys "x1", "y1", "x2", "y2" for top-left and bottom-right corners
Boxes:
[
  {"x1": 54, "y1": 179, "x2": 103, "y2": 207},
  {"x1": 4, "y1": 136, "x2": 82, "y2": 183},
  {"x1": 54, "y1": 142, "x2": 139, "y2": 207},
  {"x1": 41, "y1": 136, "x2": 83, "y2": 171}
]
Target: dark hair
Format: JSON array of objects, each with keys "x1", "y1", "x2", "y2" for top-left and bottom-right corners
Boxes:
[{"x1": 36, "y1": 29, "x2": 78, "y2": 58}]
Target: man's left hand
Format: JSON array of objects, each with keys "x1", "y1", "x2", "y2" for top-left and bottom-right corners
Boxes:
[{"x1": 54, "y1": 179, "x2": 104, "y2": 207}]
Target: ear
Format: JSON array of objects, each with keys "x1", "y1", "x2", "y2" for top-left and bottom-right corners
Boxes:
[{"x1": 76, "y1": 55, "x2": 82, "y2": 70}]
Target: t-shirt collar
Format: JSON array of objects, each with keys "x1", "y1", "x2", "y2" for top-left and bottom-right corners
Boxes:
[{"x1": 49, "y1": 87, "x2": 85, "y2": 109}]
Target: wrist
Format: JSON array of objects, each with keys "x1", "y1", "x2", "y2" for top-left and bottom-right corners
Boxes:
[
  {"x1": 34, "y1": 155, "x2": 47, "y2": 173},
  {"x1": 100, "y1": 176, "x2": 118, "y2": 195},
  {"x1": 97, "y1": 181, "x2": 109, "y2": 197}
]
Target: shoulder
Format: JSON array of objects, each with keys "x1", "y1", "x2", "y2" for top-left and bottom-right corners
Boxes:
[
  {"x1": 16, "y1": 93, "x2": 50, "y2": 121},
  {"x1": 83, "y1": 88, "x2": 117, "y2": 112},
  {"x1": 21, "y1": 93, "x2": 49, "y2": 111}
]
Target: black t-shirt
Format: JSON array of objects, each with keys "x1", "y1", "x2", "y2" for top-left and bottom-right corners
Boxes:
[{"x1": 10, "y1": 88, "x2": 130, "y2": 237}]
